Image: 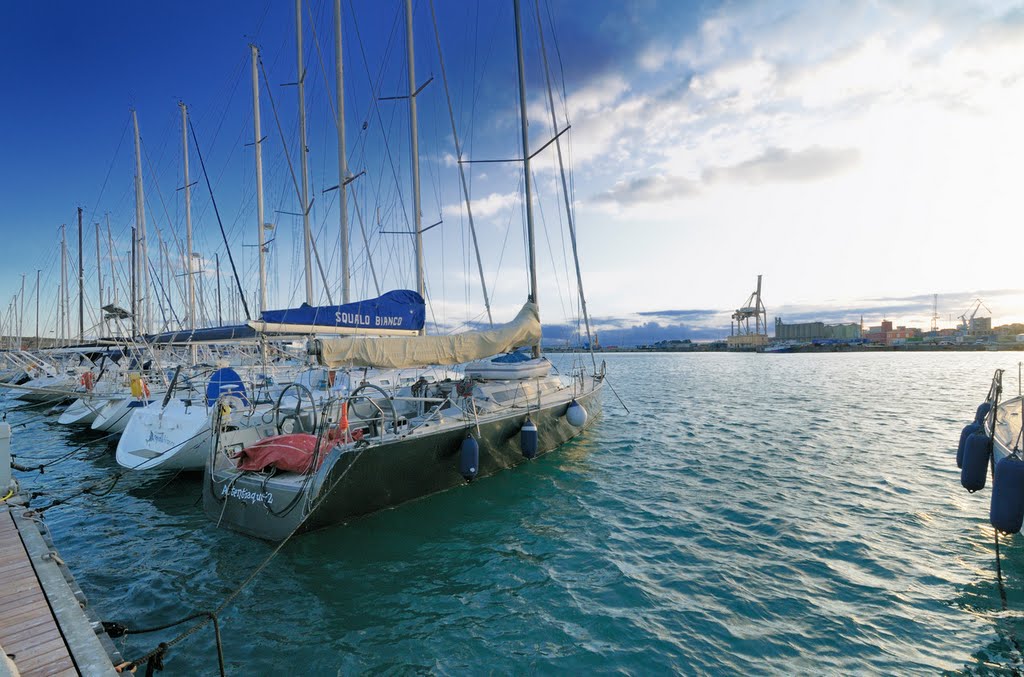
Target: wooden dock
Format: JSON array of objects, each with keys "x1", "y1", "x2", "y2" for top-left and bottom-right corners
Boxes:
[
  {"x1": 0, "y1": 507, "x2": 76, "y2": 676},
  {"x1": 1, "y1": 505, "x2": 118, "y2": 676}
]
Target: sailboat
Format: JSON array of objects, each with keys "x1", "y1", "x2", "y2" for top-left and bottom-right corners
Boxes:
[
  {"x1": 114, "y1": 290, "x2": 430, "y2": 471},
  {"x1": 202, "y1": 0, "x2": 605, "y2": 541}
]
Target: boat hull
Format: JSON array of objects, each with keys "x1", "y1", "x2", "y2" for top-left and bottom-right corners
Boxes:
[
  {"x1": 989, "y1": 395, "x2": 1024, "y2": 463},
  {"x1": 116, "y1": 401, "x2": 211, "y2": 471},
  {"x1": 204, "y1": 382, "x2": 603, "y2": 541},
  {"x1": 91, "y1": 396, "x2": 155, "y2": 435},
  {"x1": 57, "y1": 397, "x2": 111, "y2": 426}
]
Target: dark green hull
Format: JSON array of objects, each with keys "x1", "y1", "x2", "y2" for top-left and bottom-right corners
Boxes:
[{"x1": 203, "y1": 383, "x2": 603, "y2": 541}]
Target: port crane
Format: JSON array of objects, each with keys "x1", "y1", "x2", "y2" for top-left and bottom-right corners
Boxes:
[
  {"x1": 958, "y1": 298, "x2": 991, "y2": 334},
  {"x1": 731, "y1": 274, "x2": 767, "y2": 336}
]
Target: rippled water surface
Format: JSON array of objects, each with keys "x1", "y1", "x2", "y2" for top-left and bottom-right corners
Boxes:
[{"x1": 7, "y1": 352, "x2": 1024, "y2": 674}]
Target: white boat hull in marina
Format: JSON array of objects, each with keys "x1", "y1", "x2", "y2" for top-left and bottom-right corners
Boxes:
[
  {"x1": 91, "y1": 395, "x2": 158, "y2": 435},
  {"x1": 117, "y1": 398, "x2": 265, "y2": 471},
  {"x1": 989, "y1": 394, "x2": 1024, "y2": 464},
  {"x1": 57, "y1": 395, "x2": 116, "y2": 426}
]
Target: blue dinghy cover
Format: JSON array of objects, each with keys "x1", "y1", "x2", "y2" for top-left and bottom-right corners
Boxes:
[
  {"x1": 259, "y1": 290, "x2": 425, "y2": 332},
  {"x1": 492, "y1": 351, "x2": 532, "y2": 364},
  {"x1": 206, "y1": 367, "x2": 249, "y2": 407}
]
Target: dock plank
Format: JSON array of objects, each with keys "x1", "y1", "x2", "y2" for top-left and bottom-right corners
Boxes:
[
  {"x1": 0, "y1": 509, "x2": 78, "y2": 677},
  {"x1": 28, "y1": 656, "x2": 78, "y2": 677}
]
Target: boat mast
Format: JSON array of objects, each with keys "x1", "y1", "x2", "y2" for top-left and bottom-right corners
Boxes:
[
  {"x1": 60, "y1": 225, "x2": 68, "y2": 347},
  {"x1": 428, "y1": 0, "x2": 492, "y2": 326},
  {"x1": 130, "y1": 225, "x2": 137, "y2": 336},
  {"x1": 405, "y1": 0, "x2": 425, "y2": 322},
  {"x1": 34, "y1": 269, "x2": 40, "y2": 349},
  {"x1": 180, "y1": 102, "x2": 195, "y2": 329},
  {"x1": 513, "y1": 0, "x2": 540, "y2": 358},
  {"x1": 534, "y1": 2, "x2": 592, "y2": 364},
  {"x1": 295, "y1": 0, "x2": 314, "y2": 305},
  {"x1": 335, "y1": 0, "x2": 350, "y2": 304},
  {"x1": 95, "y1": 222, "x2": 104, "y2": 337},
  {"x1": 250, "y1": 45, "x2": 268, "y2": 313},
  {"x1": 106, "y1": 217, "x2": 118, "y2": 311},
  {"x1": 18, "y1": 274, "x2": 24, "y2": 349},
  {"x1": 77, "y1": 206, "x2": 84, "y2": 341},
  {"x1": 215, "y1": 252, "x2": 222, "y2": 326},
  {"x1": 131, "y1": 109, "x2": 150, "y2": 334}
]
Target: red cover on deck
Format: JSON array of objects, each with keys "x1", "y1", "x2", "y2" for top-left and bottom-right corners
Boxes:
[{"x1": 235, "y1": 433, "x2": 327, "y2": 474}]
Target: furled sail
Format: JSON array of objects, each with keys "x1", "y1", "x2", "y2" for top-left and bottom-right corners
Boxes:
[
  {"x1": 313, "y1": 302, "x2": 541, "y2": 369},
  {"x1": 250, "y1": 289, "x2": 425, "y2": 337},
  {"x1": 144, "y1": 324, "x2": 258, "y2": 345}
]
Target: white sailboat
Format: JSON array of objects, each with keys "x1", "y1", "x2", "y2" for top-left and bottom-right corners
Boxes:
[{"x1": 202, "y1": 0, "x2": 605, "y2": 540}]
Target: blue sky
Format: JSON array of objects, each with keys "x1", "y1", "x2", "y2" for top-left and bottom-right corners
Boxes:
[{"x1": 1, "y1": 0, "x2": 1023, "y2": 345}]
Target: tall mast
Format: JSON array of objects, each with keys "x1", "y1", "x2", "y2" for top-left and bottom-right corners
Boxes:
[
  {"x1": 535, "y1": 2, "x2": 594, "y2": 365},
  {"x1": 131, "y1": 109, "x2": 150, "y2": 333},
  {"x1": 215, "y1": 252, "x2": 223, "y2": 326},
  {"x1": 251, "y1": 45, "x2": 268, "y2": 313},
  {"x1": 405, "y1": 0, "x2": 425, "y2": 320},
  {"x1": 34, "y1": 269, "x2": 40, "y2": 349},
  {"x1": 60, "y1": 225, "x2": 68, "y2": 347},
  {"x1": 106, "y1": 217, "x2": 118, "y2": 307},
  {"x1": 513, "y1": 0, "x2": 540, "y2": 358},
  {"x1": 77, "y1": 207, "x2": 84, "y2": 341},
  {"x1": 295, "y1": 0, "x2": 314, "y2": 305},
  {"x1": 95, "y1": 223, "x2": 103, "y2": 337},
  {"x1": 18, "y1": 274, "x2": 24, "y2": 349},
  {"x1": 130, "y1": 225, "x2": 137, "y2": 336},
  {"x1": 335, "y1": 0, "x2": 350, "y2": 303},
  {"x1": 429, "y1": 0, "x2": 492, "y2": 325},
  {"x1": 180, "y1": 102, "x2": 195, "y2": 329}
]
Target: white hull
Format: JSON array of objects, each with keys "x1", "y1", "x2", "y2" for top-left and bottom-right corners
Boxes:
[
  {"x1": 116, "y1": 398, "x2": 265, "y2": 471},
  {"x1": 57, "y1": 396, "x2": 113, "y2": 426},
  {"x1": 990, "y1": 394, "x2": 1023, "y2": 463},
  {"x1": 12, "y1": 375, "x2": 80, "y2": 403},
  {"x1": 116, "y1": 400, "x2": 210, "y2": 471},
  {"x1": 91, "y1": 395, "x2": 158, "y2": 435}
]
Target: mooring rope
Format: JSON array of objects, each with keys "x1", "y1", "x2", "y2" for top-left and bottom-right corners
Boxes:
[{"x1": 116, "y1": 404, "x2": 371, "y2": 673}]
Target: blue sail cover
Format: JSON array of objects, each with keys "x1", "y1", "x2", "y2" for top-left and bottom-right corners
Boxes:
[
  {"x1": 258, "y1": 290, "x2": 425, "y2": 332},
  {"x1": 144, "y1": 324, "x2": 257, "y2": 344}
]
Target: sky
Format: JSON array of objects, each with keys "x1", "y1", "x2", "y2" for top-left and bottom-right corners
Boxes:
[{"x1": 1, "y1": 0, "x2": 1023, "y2": 346}]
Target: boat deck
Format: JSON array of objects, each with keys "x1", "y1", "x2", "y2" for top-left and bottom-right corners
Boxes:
[
  {"x1": 0, "y1": 505, "x2": 118, "y2": 676},
  {"x1": 992, "y1": 397, "x2": 1024, "y2": 458}
]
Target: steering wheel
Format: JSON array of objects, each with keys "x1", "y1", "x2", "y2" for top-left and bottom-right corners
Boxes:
[
  {"x1": 274, "y1": 382, "x2": 318, "y2": 435},
  {"x1": 346, "y1": 383, "x2": 399, "y2": 435}
]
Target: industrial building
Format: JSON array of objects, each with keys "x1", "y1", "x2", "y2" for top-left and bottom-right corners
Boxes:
[{"x1": 774, "y1": 319, "x2": 861, "y2": 341}]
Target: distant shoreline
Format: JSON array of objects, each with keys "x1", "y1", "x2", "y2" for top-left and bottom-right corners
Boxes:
[{"x1": 546, "y1": 344, "x2": 1024, "y2": 354}]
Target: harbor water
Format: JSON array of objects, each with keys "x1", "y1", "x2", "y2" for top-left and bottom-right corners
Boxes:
[{"x1": 6, "y1": 352, "x2": 1023, "y2": 674}]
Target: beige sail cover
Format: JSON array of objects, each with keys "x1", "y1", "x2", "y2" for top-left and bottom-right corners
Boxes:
[{"x1": 315, "y1": 302, "x2": 541, "y2": 369}]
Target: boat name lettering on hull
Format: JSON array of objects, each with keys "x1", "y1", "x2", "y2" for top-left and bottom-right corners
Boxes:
[{"x1": 221, "y1": 485, "x2": 274, "y2": 505}]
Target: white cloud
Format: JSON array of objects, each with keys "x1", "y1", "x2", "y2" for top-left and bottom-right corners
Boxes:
[{"x1": 441, "y1": 191, "x2": 519, "y2": 221}]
